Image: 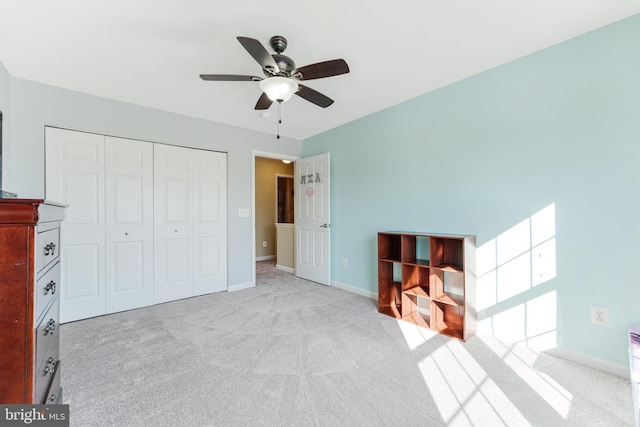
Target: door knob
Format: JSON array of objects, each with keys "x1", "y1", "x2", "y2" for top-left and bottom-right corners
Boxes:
[{"x1": 320, "y1": 223, "x2": 329, "y2": 228}]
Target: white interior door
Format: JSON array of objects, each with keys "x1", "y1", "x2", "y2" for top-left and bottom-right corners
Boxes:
[
  {"x1": 192, "y1": 150, "x2": 227, "y2": 295},
  {"x1": 105, "y1": 136, "x2": 154, "y2": 313},
  {"x1": 45, "y1": 127, "x2": 106, "y2": 322},
  {"x1": 154, "y1": 144, "x2": 194, "y2": 303},
  {"x1": 295, "y1": 153, "x2": 330, "y2": 285}
]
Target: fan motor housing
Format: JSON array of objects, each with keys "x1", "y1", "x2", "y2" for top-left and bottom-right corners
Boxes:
[
  {"x1": 270, "y1": 54, "x2": 296, "y2": 76},
  {"x1": 269, "y1": 35, "x2": 287, "y2": 53}
]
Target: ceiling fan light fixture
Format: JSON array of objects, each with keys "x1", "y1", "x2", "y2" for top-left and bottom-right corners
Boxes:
[{"x1": 259, "y1": 76, "x2": 298, "y2": 102}]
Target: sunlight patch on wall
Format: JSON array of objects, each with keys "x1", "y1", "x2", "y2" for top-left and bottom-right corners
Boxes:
[
  {"x1": 483, "y1": 291, "x2": 558, "y2": 350},
  {"x1": 477, "y1": 203, "x2": 558, "y2": 351}
]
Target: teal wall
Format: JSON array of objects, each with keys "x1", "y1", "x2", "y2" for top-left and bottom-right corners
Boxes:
[{"x1": 303, "y1": 14, "x2": 640, "y2": 368}]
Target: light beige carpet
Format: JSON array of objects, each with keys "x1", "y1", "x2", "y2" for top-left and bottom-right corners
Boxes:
[{"x1": 60, "y1": 261, "x2": 633, "y2": 426}]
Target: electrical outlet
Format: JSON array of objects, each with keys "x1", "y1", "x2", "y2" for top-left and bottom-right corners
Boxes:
[
  {"x1": 590, "y1": 306, "x2": 609, "y2": 326},
  {"x1": 342, "y1": 258, "x2": 348, "y2": 268},
  {"x1": 262, "y1": 241, "x2": 267, "y2": 248}
]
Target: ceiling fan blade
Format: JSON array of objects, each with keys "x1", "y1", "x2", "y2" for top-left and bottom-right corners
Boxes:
[
  {"x1": 293, "y1": 59, "x2": 349, "y2": 80},
  {"x1": 254, "y1": 92, "x2": 273, "y2": 110},
  {"x1": 296, "y1": 85, "x2": 334, "y2": 108},
  {"x1": 200, "y1": 74, "x2": 261, "y2": 81},
  {"x1": 237, "y1": 36, "x2": 280, "y2": 74}
]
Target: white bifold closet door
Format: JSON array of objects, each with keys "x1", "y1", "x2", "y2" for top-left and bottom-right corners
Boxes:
[
  {"x1": 46, "y1": 128, "x2": 154, "y2": 322},
  {"x1": 46, "y1": 128, "x2": 227, "y2": 323},
  {"x1": 104, "y1": 136, "x2": 154, "y2": 314},
  {"x1": 153, "y1": 144, "x2": 227, "y2": 303},
  {"x1": 46, "y1": 128, "x2": 107, "y2": 323}
]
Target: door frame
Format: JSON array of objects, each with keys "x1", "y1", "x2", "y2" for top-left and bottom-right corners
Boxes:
[{"x1": 251, "y1": 150, "x2": 298, "y2": 288}]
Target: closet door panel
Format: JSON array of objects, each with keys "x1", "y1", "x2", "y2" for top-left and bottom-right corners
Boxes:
[
  {"x1": 105, "y1": 137, "x2": 154, "y2": 314},
  {"x1": 154, "y1": 144, "x2": 194, "y2": 303},
  {"x1": 45, "y1": 127, "x2": 106, "y2": 323},
  {"x1": 48, "y1": 128, "x2": 228, "y2": 317},
  {"x1": 193, "y1": 151, "x2": 227, "y2": 295}
]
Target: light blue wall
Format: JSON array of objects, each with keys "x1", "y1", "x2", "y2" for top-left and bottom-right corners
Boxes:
[
  {"x1": 303, "y1": 14, "x2": 640, "y2": 368},
  {"x1": 4, "y1": 76, "x2": 301, "y2": 288}
]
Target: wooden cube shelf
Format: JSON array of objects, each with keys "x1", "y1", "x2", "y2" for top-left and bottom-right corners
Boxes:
[{"x1": 377, "y1": 232, "x2": 476, "y2": 341}]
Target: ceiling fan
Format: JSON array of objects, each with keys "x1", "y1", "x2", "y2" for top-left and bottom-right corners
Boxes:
[{"x1": 200, "y1": 35, "x2": 349, "y2": 110}]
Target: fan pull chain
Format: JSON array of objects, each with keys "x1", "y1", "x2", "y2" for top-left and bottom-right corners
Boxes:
[{"x1": 276, "y1": 100, "x2": 282, "y2": 139}]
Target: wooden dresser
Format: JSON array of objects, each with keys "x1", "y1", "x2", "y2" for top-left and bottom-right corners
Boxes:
[{"x1": 0, "y1": 199, "x2": 66, "y2": 404}]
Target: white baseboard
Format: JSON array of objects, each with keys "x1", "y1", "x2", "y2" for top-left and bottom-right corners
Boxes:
[
  {"x1": 227, "y1": 281, "x2": 254, "y2": 292},
  {"x1": 275, "y1": 264, "x2": 294, "y2": 273},
  {"x1": 256, "y1": 255, "x2": 275, "y2": 261},
  {"x1": 331, "y1": 280, "x2": 378, "y2": 300},
  {"x1": 544, "y1": 347, "x2": 628, "y2": 378}
]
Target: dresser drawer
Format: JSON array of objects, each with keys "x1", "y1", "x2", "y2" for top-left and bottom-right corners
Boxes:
[
  {"x1": 35, "y1": 262, "x2": 60, "y2": 323},
  {"x1": 34, "y1": 353, "x2": 58, "y2": 404},
  {"x1": 35, "y1": 300, "x2": 59, "y2": 371},
  {"x1": 41, "y1": 361, "x2": 61, "y2": 404},
  {"x1": 36, "y1": 226, "x2": 60, "y2": 274}
]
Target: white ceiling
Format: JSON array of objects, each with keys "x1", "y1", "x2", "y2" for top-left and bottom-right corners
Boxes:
[{"x1": 1, "y1": 1, "x2": 639, "y2": 140}]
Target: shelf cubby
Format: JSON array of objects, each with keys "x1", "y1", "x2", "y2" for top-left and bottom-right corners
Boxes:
[
  {"x1": 378, "y1": 260, "x2": 402, "y2": 318},
  {"x1": 377, "y1": 231, "x2": 476, "y2": 341},
  {"x1": 431, "y1": 269, "x2": 465, "y2": 306},
  {"x1": 431, "y1": 237, "x2": 463, "y2": 271},
  {"x1": 401, "y1": 264, "x2": 430, "y2": 292},
  {"x1": 433, "y1": 301, "x2": 464, "y2": 340},
  {"x1": 401, "y1": 234, "x2": 431, "y2": 265},
  {"x1": 378, "y1": 233, "x2": 402, "y2": 262},
  {"x1": 402, "y1": 294, "x2": 431, "y2": 329}
]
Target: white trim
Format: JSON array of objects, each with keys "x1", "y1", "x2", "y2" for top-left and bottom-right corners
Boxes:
[
  {"x1": 256, "y1": 255, "x2": 275, "y2": 261},
  {"x1": 544, "y1": 347, "x2": 628, "y2": 378},
  {"x1": 251, "y1": 150, "x2": 300, "y2": 290},
  {"x1": 276, "y1": 264, "x2": 294, "y2": 273},
  {"x1": 331, "y1": 280, "x2": 378, "y2": 300},
  {"x1": 227, "y1": 281, "x2": 254, "y2": 292}
]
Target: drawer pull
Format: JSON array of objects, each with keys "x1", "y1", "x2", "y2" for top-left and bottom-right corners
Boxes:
[
  {"x1": 44, "y1": 242, "x2": 57, "y2": 256},
  {"x1": 45, "y1": 319, "x2": 57, "y2": 335},
  {"x1": 44, "y1": 280, "x2": 57, "y2": 295}
]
